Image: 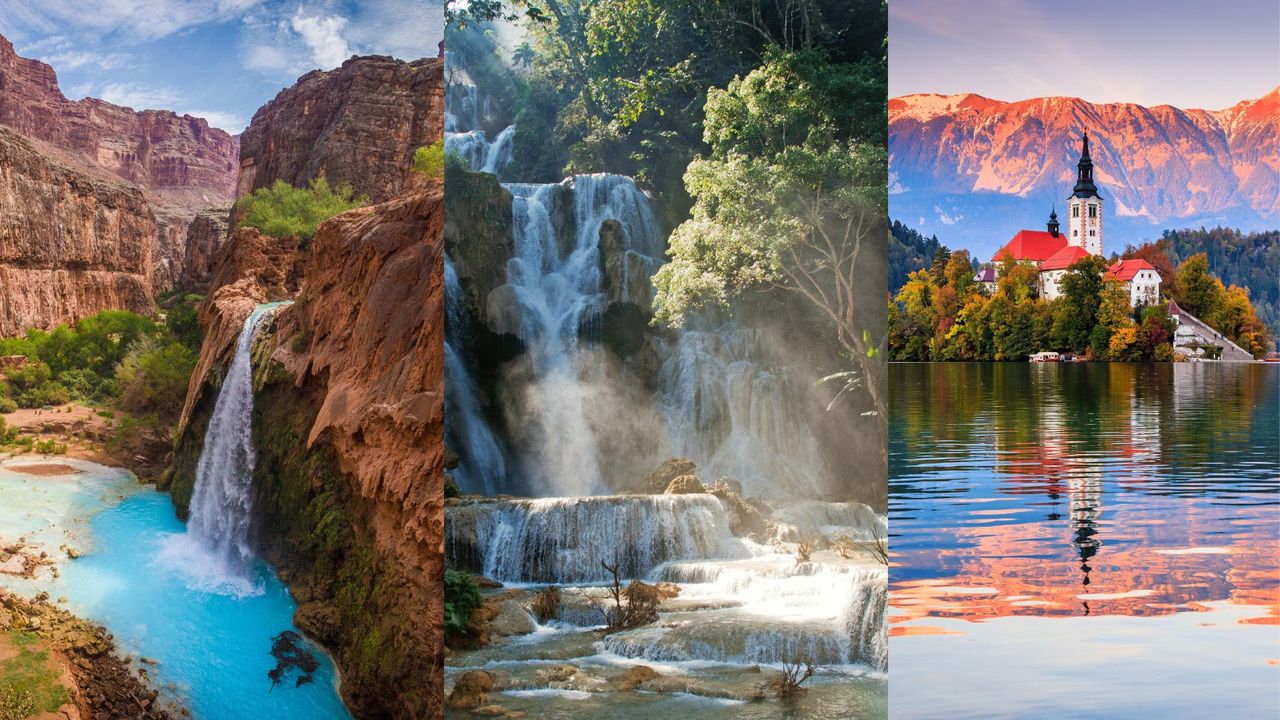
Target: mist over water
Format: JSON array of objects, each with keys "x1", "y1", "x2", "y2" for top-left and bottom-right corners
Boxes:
[{"x1": 159, "y1": 303, "x2": 286, "y2": 595}]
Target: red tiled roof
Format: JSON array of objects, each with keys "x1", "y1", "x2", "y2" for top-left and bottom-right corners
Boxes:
[
  {"x1": 1039, "y1": 245, "x2": 1092, "y2": 271},
  {"x1": 992, "y1": 230, "x2": 1068, "y2": 263},
  {"x1": 1107, "y1": 258, "x2": 1156, "y2": 281}
]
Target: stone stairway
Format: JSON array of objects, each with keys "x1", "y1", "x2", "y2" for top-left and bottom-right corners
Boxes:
[{"x1": 1169, "y1": 301, "x2": 1256, "y2": 362}]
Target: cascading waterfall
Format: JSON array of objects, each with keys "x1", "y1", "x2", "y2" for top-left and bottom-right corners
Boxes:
[
  {"x1": 490, "y1": 175, "x2": 664, "y2": 496},
  {"x1": 445, "y1": 259, "x2": 506, "y2": 495},
  {"x1": 656, "y1": 324, "x2": 829, "y2": 499},
  {"x1": 442, "y1": 68, "x2": 888, "y2": 682},
  {"x1": 159, "y1": 303, "x2": 285, "y2": 594},
  {"x1": 445, "y1": 494, "x2": 756, "y2": 583}
]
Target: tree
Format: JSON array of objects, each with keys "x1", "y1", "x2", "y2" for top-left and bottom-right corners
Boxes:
[
  {"x1": 944, "y1": 249, "x2": 975, "y2": 295},
  {"x1": 236, "y1": 178, "x2": 366, "y2": 241},
  {"x1": 654, "y1": 51, "x2": 887, "y2": 424},
  {"x1": 512, "y1": 41, "x2": 536, "y2": 68},
  {"x1": 1051, "y1": 255, "x2": 1108, "y2": 352},
  {"x1": 891, "y1": 270, "x2": 936, "y2": 360},
  {"x1": 1174, "y1": 253, "x2": 1225, "y2": 321}
]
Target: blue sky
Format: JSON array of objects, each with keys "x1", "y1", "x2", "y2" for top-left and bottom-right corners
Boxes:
[
  {"x1": 890, "y1": 0, "x2": 1279, "y2": 109},
  {"x1": 0, "y1": 1, "x2": 444, "y2": 133}
]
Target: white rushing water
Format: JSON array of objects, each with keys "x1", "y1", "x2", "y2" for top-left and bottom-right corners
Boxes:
[
  {"x1": 441, "y1": 69, "x2": 887, "y2": 685},
  {"x1": 445, "y1": 258, "x2": 507, "y2": 495},
  {"x1": 492, "y1": 175, "x2": 664, "y2": 495},
  {"x1": 159, "y1": 303, "x2": 285, "y2": 594}
]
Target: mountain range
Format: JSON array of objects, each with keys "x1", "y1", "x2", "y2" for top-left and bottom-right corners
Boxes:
[{"x1": 889, "y1": 89, "x2": 1280, "y2": 259}]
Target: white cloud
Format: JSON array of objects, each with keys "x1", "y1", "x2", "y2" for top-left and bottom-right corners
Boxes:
[
  {"x1": 96, "y1": 82, "x2": 182, "y2": 110},
  {"x1": 289, "y1": 9, "x2": 352, "y2": 69},
  {"x1": 40, "y1": 50, "x2": 130, "y2": 71},
  {"x1": 183, "y1": 109, "x2": 248, "y2": 133},
  {"x1": 0, "y1": 0, "x2": 269, "y2": 42},
  {"x1": 242, "y1": 42, "x2": 294, "y2": 73},
  {"x1": 342, "y1": 0, "x2": 443, "y2": 60}
]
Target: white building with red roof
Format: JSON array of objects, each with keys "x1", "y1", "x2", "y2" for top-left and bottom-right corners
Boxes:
[{"x1": 988, "y1": 133, "x2": 1160, "y2": 304}]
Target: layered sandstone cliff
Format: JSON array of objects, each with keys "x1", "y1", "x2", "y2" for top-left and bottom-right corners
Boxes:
[
  {"x1": 167, "y1": 54, "x2": 444, "y2": 719},
  {"x1": 0, "y1": 34, "x2": 238, "y2": 204},
  {"x1": 0, "y1": 33, "x2": 237, "y2": 334},
  {"x1": 238, "y1": 55, "x2": 443, "y2": 203},
  {"x1": 0, "y1": 127, "x2": 155, "y2": 335}
]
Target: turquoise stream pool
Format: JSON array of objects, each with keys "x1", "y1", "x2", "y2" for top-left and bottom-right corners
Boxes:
[{"x1": 0, "y1": 458, "x2": 352, "y2": 719}]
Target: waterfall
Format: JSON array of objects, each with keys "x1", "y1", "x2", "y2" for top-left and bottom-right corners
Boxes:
[
  {"x1": 655, "y1": 324, "x2": 829, "y2": 499},
  {"x1": 444, "y1": 494, "x2": 756, "y2": 583},
  {"x1": 157, "y1": 303, "x2": 285, "y2": 595},
  {"x1": 618, "y1": 561, "x2": 888, "y2": 669},
  {"x1": 444, "y1": 258, "x2": 507, "y2": 495},
  {"x1": 443, "y1": 81, "x2": 515, "y2": 175},
  {"x1": 490, "y1": 175, "x2": 664, "y2": 496}
]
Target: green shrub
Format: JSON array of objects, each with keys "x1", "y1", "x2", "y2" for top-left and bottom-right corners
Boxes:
[
  {"x1": 444, "y1": 477, "x2": 461, "y2": 499},
  {"x1": 0, "y1": 396, "x2": 15, "y2": 414},
  {"x1": 0, "y1": 631, "x2": 70, "y2": 716},
  {"x1": 444, "y1": 570, "x2": 482, "y2": 639},
  {"x1": 413, "y1": 139, "x2": 445, "y2": 177},
  {"x1": 166, "y1": 294, "x2": 204, "y2": 351},
  {"x1": 236, "y1": 178, "x2": 367, "y2": 241},
  {"x1": 113, "y1": 338, "x2": 197, "y2": 423},
  {"x1": 33, "y1": 439, "x2": 66, "y2": 455}
]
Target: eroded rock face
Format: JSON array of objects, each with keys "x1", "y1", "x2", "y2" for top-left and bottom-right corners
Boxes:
[
  {"x1": 238, "y1": 56, "x2": 443, "y2": 203},
  {"x1": 179, "y1": 210, "x2": 231, "y2": 292},
  {"x1": 173, "y1": 227, "x2": 302, "y2": 440},
  {"x1": 0, "y1": 127, "x2": 156, "y2": 335},
  {"x1": 263, "y1": 188, "x2": 442, "y2": 718},
  {"x1": 0, "y1": 34, "x2": 238, "y2": 205},
  {"x1": 0, "y1": 33, "x2": 241, "y2": 332}
]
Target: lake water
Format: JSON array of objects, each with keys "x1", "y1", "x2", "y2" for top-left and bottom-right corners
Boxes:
[
  {"x1": 0, "y1": 458, "x2": 351, "y2": 719},
  {"x1": 889, "y1": 362, "x2": 1280, "y2": 719}
]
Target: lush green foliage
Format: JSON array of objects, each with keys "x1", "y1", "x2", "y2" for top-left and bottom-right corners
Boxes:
[
  {"x1": 236, "y1": 178, "x2": 366, "y2": 241},
  {"x1": 450, "y1": 0, "x2": 884, "y2": 214},
  {"x1": 889, "y1": 244, "x2": 1269, "y2": 360},
  {"x1": 0, "y1": 303, "x2": 201, "y2": 418},
  {"x1": 413, "y1": 139, "x2": 445, "y2": 177},
  {"x1": 0, "y1": 631, "x2": 70, "y2": 716},
  {"x1": 444, "y1": 570, "x2": 482, "y2": 640},
  {"x1": 890, "y1": 219, "x2": 941, "y2": 295},
  {"x1": 1123, "y1": 227, "x2": 1279, "y2": 341}
]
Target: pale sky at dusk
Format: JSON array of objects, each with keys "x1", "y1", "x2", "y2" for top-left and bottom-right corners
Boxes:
[{"x1": 890, "y1": 0, "x2": 1279, "y2": 109}]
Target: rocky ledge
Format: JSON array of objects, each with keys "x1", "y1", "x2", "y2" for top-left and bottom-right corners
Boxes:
[{"x1": 0, "y1": 589, "x2": 170, "y2": 720}]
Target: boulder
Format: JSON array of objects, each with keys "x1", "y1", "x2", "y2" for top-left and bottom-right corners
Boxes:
[
  {"x1": 663, "y1": 474, "x2": 705, "y2": 495},
  {"x1": 608, "y1": 665, "x2": 659, "y2": 691},
  {"x1": 448, "y1": 670, "x2": 495, "y2": 709},
  {"x1": 632, "y1": 457, "x2": 698, "y2": 494}
]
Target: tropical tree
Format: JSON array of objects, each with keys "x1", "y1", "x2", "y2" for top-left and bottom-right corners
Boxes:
[{"x1": 653, "y1": 50, "x2": 887, "y2": 422}]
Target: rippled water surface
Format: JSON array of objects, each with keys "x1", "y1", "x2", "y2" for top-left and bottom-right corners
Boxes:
[{"x1": 889, "y1": 363, "x2": 1280, "y2": 719}]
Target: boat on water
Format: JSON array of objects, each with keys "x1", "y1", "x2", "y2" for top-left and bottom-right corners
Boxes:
[{"x1": 1029, "y1": 351, "x2": 1060, "y2": 363}]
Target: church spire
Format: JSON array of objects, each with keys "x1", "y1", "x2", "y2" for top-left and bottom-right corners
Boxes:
[
  {"x1": 1071, "y1": 132, "x2": 1100, "y2": 199},
  {"x1": 1047, "y1": 205, "x2": 1060, "y2": 237}
]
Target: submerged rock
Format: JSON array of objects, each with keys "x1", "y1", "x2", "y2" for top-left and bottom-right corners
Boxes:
[{"x1": 607, "y1": 664, "x2": 659, "y2": 691}]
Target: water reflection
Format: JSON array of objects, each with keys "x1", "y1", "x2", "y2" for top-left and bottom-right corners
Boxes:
[{"x1": 890, "y1": 363, "x2": 1279, "y2": 625}]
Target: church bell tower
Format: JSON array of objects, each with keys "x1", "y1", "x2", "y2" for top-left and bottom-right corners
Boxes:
[{"x1": 1067, "y1": 132, "x2": 1103, "y2": 255}]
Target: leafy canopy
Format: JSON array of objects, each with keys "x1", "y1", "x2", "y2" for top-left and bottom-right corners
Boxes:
[
  {"x1": 236, "y1": 178, "x2": 366, "y2": 240},
  {"x1": 413, "y1": 139, "x2": 446, "y2": 177}
]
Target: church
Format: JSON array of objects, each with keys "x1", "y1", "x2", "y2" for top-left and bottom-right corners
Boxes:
[{"x1": 985, "y1": 134, "x2": 1162, "y2": 306}]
